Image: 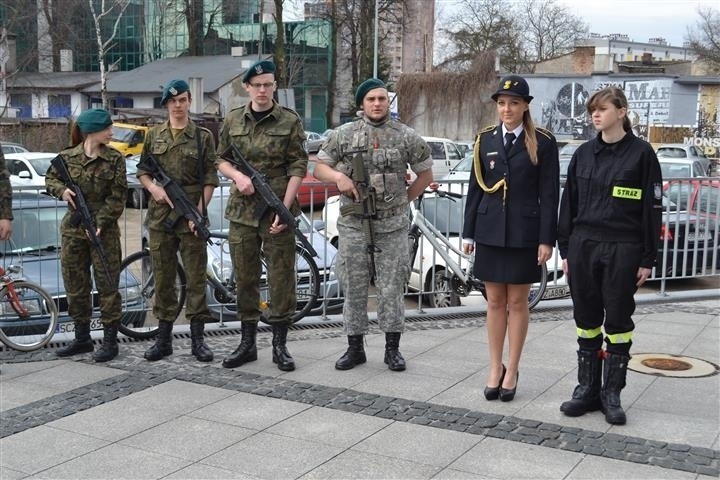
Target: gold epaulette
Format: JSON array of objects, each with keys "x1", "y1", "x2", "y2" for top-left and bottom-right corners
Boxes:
[
  {"x1": 478, "y1": 124, "x2": 496, "y2": 135},
  {"x1": 472, "y1": 124, "x2": 508, "y2": 206},
  {"x1": 536, "y1": 126, "x2": 553, "y2": 140}
]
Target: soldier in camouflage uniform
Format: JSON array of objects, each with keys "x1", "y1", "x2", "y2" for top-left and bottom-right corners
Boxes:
[
  {"x1": 45, "y1": 108, "x2": 127, "y2": 362},
  {"x1": 217, "y1": 60, "x2": 307, "y2": 372},
  {"x1": 314, "y1": 78, "x2": 434, "y2": 371},
  {"x1": 0, "y1": 146, "x2": 13, "y2": 241},
  {"x1": 137, "y1": 79, "x2": 219, "y2": 363}
]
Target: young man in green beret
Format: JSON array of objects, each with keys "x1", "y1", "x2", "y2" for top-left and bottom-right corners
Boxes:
[
  {"x1": 313, "y1": 78, "x2": 434, "y2": 371},
  {"x1": 216, "y1": 59, "x2": 308, "y2": 371},
  {"x1": 137, "y1": 79, "x2": 219, "y2": 362}
]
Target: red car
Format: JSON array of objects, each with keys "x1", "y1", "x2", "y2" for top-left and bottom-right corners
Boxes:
[{"x1": 296, "y1": 158, "x2": 340, "y2": 208}]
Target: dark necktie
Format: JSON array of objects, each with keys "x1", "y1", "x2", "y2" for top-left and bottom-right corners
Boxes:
[{"x1": 504, "y1": 132, "x2": 516, "y2": 154}]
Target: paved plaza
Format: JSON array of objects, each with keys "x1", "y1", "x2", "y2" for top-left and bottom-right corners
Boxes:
[{"x1": 1, "y1": 293, "x2": 718, "y2": 479}]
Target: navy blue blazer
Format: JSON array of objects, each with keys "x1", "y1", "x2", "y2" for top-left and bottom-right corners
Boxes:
[{"x1": 463, "y1": 124, "x2": 559, "y2": 249}]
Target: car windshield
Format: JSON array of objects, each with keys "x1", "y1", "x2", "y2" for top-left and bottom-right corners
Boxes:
[
  {"x1": 657, "y1": 148, "x2": 687, "y2": 159},
  {"x1": 452, "y1": 155, "x2": 473, "y2": 173},
  {"x1": 696, "y1": 185, "x2": 719, "y2": 215},
  {"x1": 111, "y1": 126, "x2": 135, "y2": 142},
  {"x1": 0, "y1": 206, "x2": 62, "y2": 254},
  {"x1": 29, "y1": 157, "x2": 54, "y2": 176},
  {"x1": 419, "y1": 194, "x2": 464, "y2": 236},
  {"x1": 660, "y1": 162, "x2": 691, "y2": 179}
]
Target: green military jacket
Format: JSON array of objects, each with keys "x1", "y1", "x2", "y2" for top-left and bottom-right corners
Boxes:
[
  {"x1": 45, "y1": 143, "x2": 127, "y2": 238},
  {"x1": 0, "y1": 149, "x2": 12, "y2": 220},
  {"x1": 216, "y1": 100, "x2": 307, "y2": 227},
  {"x1": 138, "y1": 120, "x2": 219, "y2": 232}
]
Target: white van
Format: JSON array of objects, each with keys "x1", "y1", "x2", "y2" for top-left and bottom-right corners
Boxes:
[{"x1": 421, "y1": 136, "x2": 463, "y2": 178}]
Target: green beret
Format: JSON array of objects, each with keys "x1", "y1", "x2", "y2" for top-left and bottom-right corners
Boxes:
[
  {"x1": 355, "y1": 78, "x2": 386, "y2": 106},
  {"x1": 76, "y1": 108, "x2": 112, "y2": 134},
  {"x1": 242, "y1": 60, "x2": 276, "y2": 83},
  {"x1": 160, "y1": 79, "x2": 190, "y2": 105}
]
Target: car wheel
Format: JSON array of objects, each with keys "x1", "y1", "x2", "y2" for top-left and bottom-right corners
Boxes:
[
  {"x1": 423, "y1": 267, "x2": 461, "y2": 308},
  {"x1": 131, "y1": 189, "x2": 146, "y2": 209}
]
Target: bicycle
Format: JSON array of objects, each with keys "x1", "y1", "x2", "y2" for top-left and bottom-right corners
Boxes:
[
  {"x1": 408, "y1": 190, "x2": 549, "y2": 309},
  {"x1": 117, "y1": 231, "x2": 322, "y2": 339},
  {"x1": 0, "y1": 264, "x2": 59, "y2": 351}
]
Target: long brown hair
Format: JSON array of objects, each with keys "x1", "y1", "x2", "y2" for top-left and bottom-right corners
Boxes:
[
  {"x1": 69, "y1": 120, "x2": 84, "y2": 147},
  {"x1": 587, "y1": 86, "x2": 632, "y2": 132},
  {"x1": 523, "y1": 110, "x2": 538, "y2": 165}
]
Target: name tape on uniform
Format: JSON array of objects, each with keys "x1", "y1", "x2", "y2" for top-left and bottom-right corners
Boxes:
[{"x1": 612, "y1": 186, "x2": 642, "y2": 200}]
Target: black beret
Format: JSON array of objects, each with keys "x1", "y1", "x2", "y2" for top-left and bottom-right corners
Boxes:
[
  {"x1": 243, "y1": 60, "x2": 276, "y2": 83},
  {"x1": 355, "y1": 78, "x2": 386, "y2": 106},
  {"x1": 161, "y1": 79, "x2": 190, "y2": 105},
  {"x1": 491, "y1": 75, "x2": 533, "y2": 103},
  {"x1": 76, "y1": 108, "x2": 113, "y2": 134}
]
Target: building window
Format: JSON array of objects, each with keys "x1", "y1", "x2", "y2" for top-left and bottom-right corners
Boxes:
[{"x1": 48, "y1": 94, "x2": 71, "y2": 117}]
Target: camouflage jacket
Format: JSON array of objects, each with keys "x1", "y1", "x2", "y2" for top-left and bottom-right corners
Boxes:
[
  {"x1": 317, "y1": 114, "x2": 432, "y2": 233},
  {"x1": 45, "y1": 143, "x2": 127, "y2": 237},
  {"x1": 0, "y1": 149, "x2": 12, "y2": 220},
  {"x1": 216, "y1": 100, "x2": 307, "y2": 227},
  {"x1": 138, "y1": 119, "x2": 219, "y2": 232}
]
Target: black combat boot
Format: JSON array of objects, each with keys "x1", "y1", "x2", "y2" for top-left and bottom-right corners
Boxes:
[
  {"x1": 93, "y1": 323, "x2": 119, "y2": 362},
  {"x1": 384, "y1": 332, "x2": 406, "y2": 371},
  {"x1": 601, "y1": 352, "x2": 630, "y2": 425},
  {"x1": 144, "y1": 320, "x2": 174, "y2": 361},
  {"x1": 190, "y1": 320, "x2": 214, "y2": 362},
  {"x1": 335, "y1": 335, "x2": 366, "y2": 370},
  {"x1": 222, "y1": 322, "x2": 257, "y2": 368},
  {"x1": 560, "y1": 349, "x2": 603, "y2": 416},
  {"x1": 56, "y1": 322, "x2": 94, "y2": 357},
  {"x1": 271, "y1": 324, "x2": 295, "y2": 371}
]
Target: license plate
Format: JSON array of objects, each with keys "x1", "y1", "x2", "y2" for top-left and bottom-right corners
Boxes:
[
  {"x1": 542, "y1": 285, "x2": 570, "y2": 299},
  {"x1": 687, "y1": 232, "x2": 711, "y2": 242}
]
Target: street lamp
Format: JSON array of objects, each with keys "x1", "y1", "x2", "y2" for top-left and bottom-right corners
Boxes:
[{"x1": 373, "y1": 0, "x2": 378, "y2": 78}]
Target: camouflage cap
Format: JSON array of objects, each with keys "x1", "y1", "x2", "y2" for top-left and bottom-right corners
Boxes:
[
  {"x1": 160, "y1": 79, "x2": 190, "y2": 105},
  {"x1": 76, "y1": 108, "x2": 113, "y2": 134},
  {"x1": 242, "y1": 60, "x2": 276, "y2": 83}
]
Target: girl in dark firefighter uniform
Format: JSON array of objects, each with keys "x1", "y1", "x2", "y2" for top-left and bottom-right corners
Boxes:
[
  {"x1": 558, "y1": 86, "x2": 662, "y2": 425},
  {"x1": 463, "y1": 75, "x2": 560, "y2": 402}
]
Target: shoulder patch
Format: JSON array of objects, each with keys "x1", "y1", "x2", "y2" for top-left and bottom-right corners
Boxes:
[{"x1": 536, "y1": 127, "x2": 554, "y2": 140}]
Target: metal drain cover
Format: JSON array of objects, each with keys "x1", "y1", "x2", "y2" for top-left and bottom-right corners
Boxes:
[{"x1": 629, "y1": 353, "x2": 719, "y2": 378}]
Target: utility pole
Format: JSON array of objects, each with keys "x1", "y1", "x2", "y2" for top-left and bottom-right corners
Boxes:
[{"x1": 373, "y1": 0, "x2": 378, "y2": 78}]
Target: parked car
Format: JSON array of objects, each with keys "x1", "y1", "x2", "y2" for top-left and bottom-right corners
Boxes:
[
  {"x1": 1, "y1": 141, "x2": 29, "y2": 154},
  {"x1": 0, "y1": 192, "x2": 143, "y2": 334},
  {"x1": 297, "y1": 158, "x2": 341, "y2": 208},
  {"x1": 125, "y1": 155, "x2": 148, "y2": 209},
  {"x1": 304, "y1": 131, "x2": 327, "y2": 154},
  {"x1": 320, "y1": 192, "x2": 569, "y2": 307},
  {"x1": 558, "y1": 140, "x2": 585, "y2": 185},
  {"x1": 138, "y1": 187, "x2": 344, "y2": 320},
  {"x1": 437, "y1": 152, "x2": 472, "y2": 194},
  {"x1": 656, "y1": 143, "x2": 711, "y2": 175},
  {"x1": 454, "y1": 141, "x2": 474, "y2": 157},
  {"x1": 422, "y1": 136, "x2": 464, "y2": 178},
  {"x1": 658, "y1": 157, "x2": 708, "y2": 180},
  {"x1": 5, "y1": 152, "x2": 55, "y2": 190},
  {"x1": 110, "y1": 123, "x2": 148, "y2": 157}
]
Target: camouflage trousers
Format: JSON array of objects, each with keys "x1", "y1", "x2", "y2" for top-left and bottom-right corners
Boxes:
[
  {"x1": 228, "y1": 216, "x2": 296, "y2": 325},
  {"x1": 147, "y1": 227, "x2": 211, "y2": 323},
  {"x1": 336, "y1": 223, "x2": 410, "y2": 335},
  {"x1": 61, "y1": 232, "x2": 122, "y2": 326}
]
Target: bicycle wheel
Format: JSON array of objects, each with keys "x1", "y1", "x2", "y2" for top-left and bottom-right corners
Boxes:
[
  {"x1": 259, "y1": 245, "x2": 320, "y2": 324},
  {"x1": 527, "y1": 262, "x2": 548, "y2": 310},
  {"x1": 0, "y1": 280, "x2": 59, "y2": 352},
  {"x1": 118, "y1": 249, "x2": 187, "y2": 339}
]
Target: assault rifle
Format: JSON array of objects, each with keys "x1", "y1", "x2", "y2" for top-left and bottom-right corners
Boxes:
[
  {"x1": 338, "y1": 147, "x2": 381, "y2": 282},
  {"x1": 136, "y1": 153, "x2": 212, "y2": 244},
  {"x1": 50, "y1": 155, "x2": 113, "y2": 285},
  {"x1": 221, "y1": 144, "x2": 318, "y2": 258}
]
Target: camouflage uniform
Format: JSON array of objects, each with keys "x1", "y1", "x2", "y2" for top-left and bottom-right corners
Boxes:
[
  {"x1": 137, "y1": 120, "x2": 219, "y2": 324},
  {"x1": 0, "y1": 148, "x2": 13, "y2": 221},
  {"x1": 318, "y1": 116, "x2": 433, "y2": 335},
  {"x1": 216, "y1": 100, "x2": 307, "y2": 325},
  {"x1": 45, "y1": 143, "x2": 127, "y2": 327}
]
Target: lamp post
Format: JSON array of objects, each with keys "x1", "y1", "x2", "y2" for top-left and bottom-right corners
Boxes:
[{"x1": 373, "y1": 0, "x2": 379, "y2": 78}]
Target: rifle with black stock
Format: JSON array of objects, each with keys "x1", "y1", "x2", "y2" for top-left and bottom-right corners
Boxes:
[
  {"x1": 338, "y1": 147, "x2": 381, "y2": 282},
  {"x1": 50, "y1": 155, "x2": 113, "y2": 285},
  {"x1": 136, "y1": 152, "x2": 212, "y2": 244},
  {"x1": 220, "y1": 144, "x2": 318, "y2": 258}
]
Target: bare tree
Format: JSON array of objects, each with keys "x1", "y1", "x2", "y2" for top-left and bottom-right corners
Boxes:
[
  {"x1": 273, "y1": 0, "x2": 288, "y2": 87},
  {"x1": 88, "y1": 0, "x2": 130, "y2": 108},
  {"x1": 686, "y1": 6, "x2": 720, "y2": 73},
  {"x1": 520, "y1": 0, "x2": 588, "y2": 70}
]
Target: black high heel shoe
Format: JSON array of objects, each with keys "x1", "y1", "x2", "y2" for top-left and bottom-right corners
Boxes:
[
  {"x1": 483, "y1": 364, "x2": 506, "y2": 401},
  {"x1": 499, "y1": 371, "x2": 519, "y2": 402}
]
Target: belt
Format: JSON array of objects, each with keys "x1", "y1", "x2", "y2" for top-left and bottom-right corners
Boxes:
[{"x1": 372, "y1": 205, "x2": 407, "y2": 219}]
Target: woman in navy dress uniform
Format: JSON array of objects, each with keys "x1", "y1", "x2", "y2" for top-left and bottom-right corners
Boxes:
[{"x1": 463, "y1": 75, "x2": 559, "y2": 401}]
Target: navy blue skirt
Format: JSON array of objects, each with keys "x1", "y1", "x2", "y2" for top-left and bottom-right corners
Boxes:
[{"x1": 473, "y1": 244, "x2": 541, "y2": 284}]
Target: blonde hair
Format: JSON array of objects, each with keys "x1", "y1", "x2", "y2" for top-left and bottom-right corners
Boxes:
[
  {"x1": 523, "y1": 110, "x2": 538, "y2": 165},
  {"x1": 587, "y1": 86, "x2": 632, "y2": 132}
]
